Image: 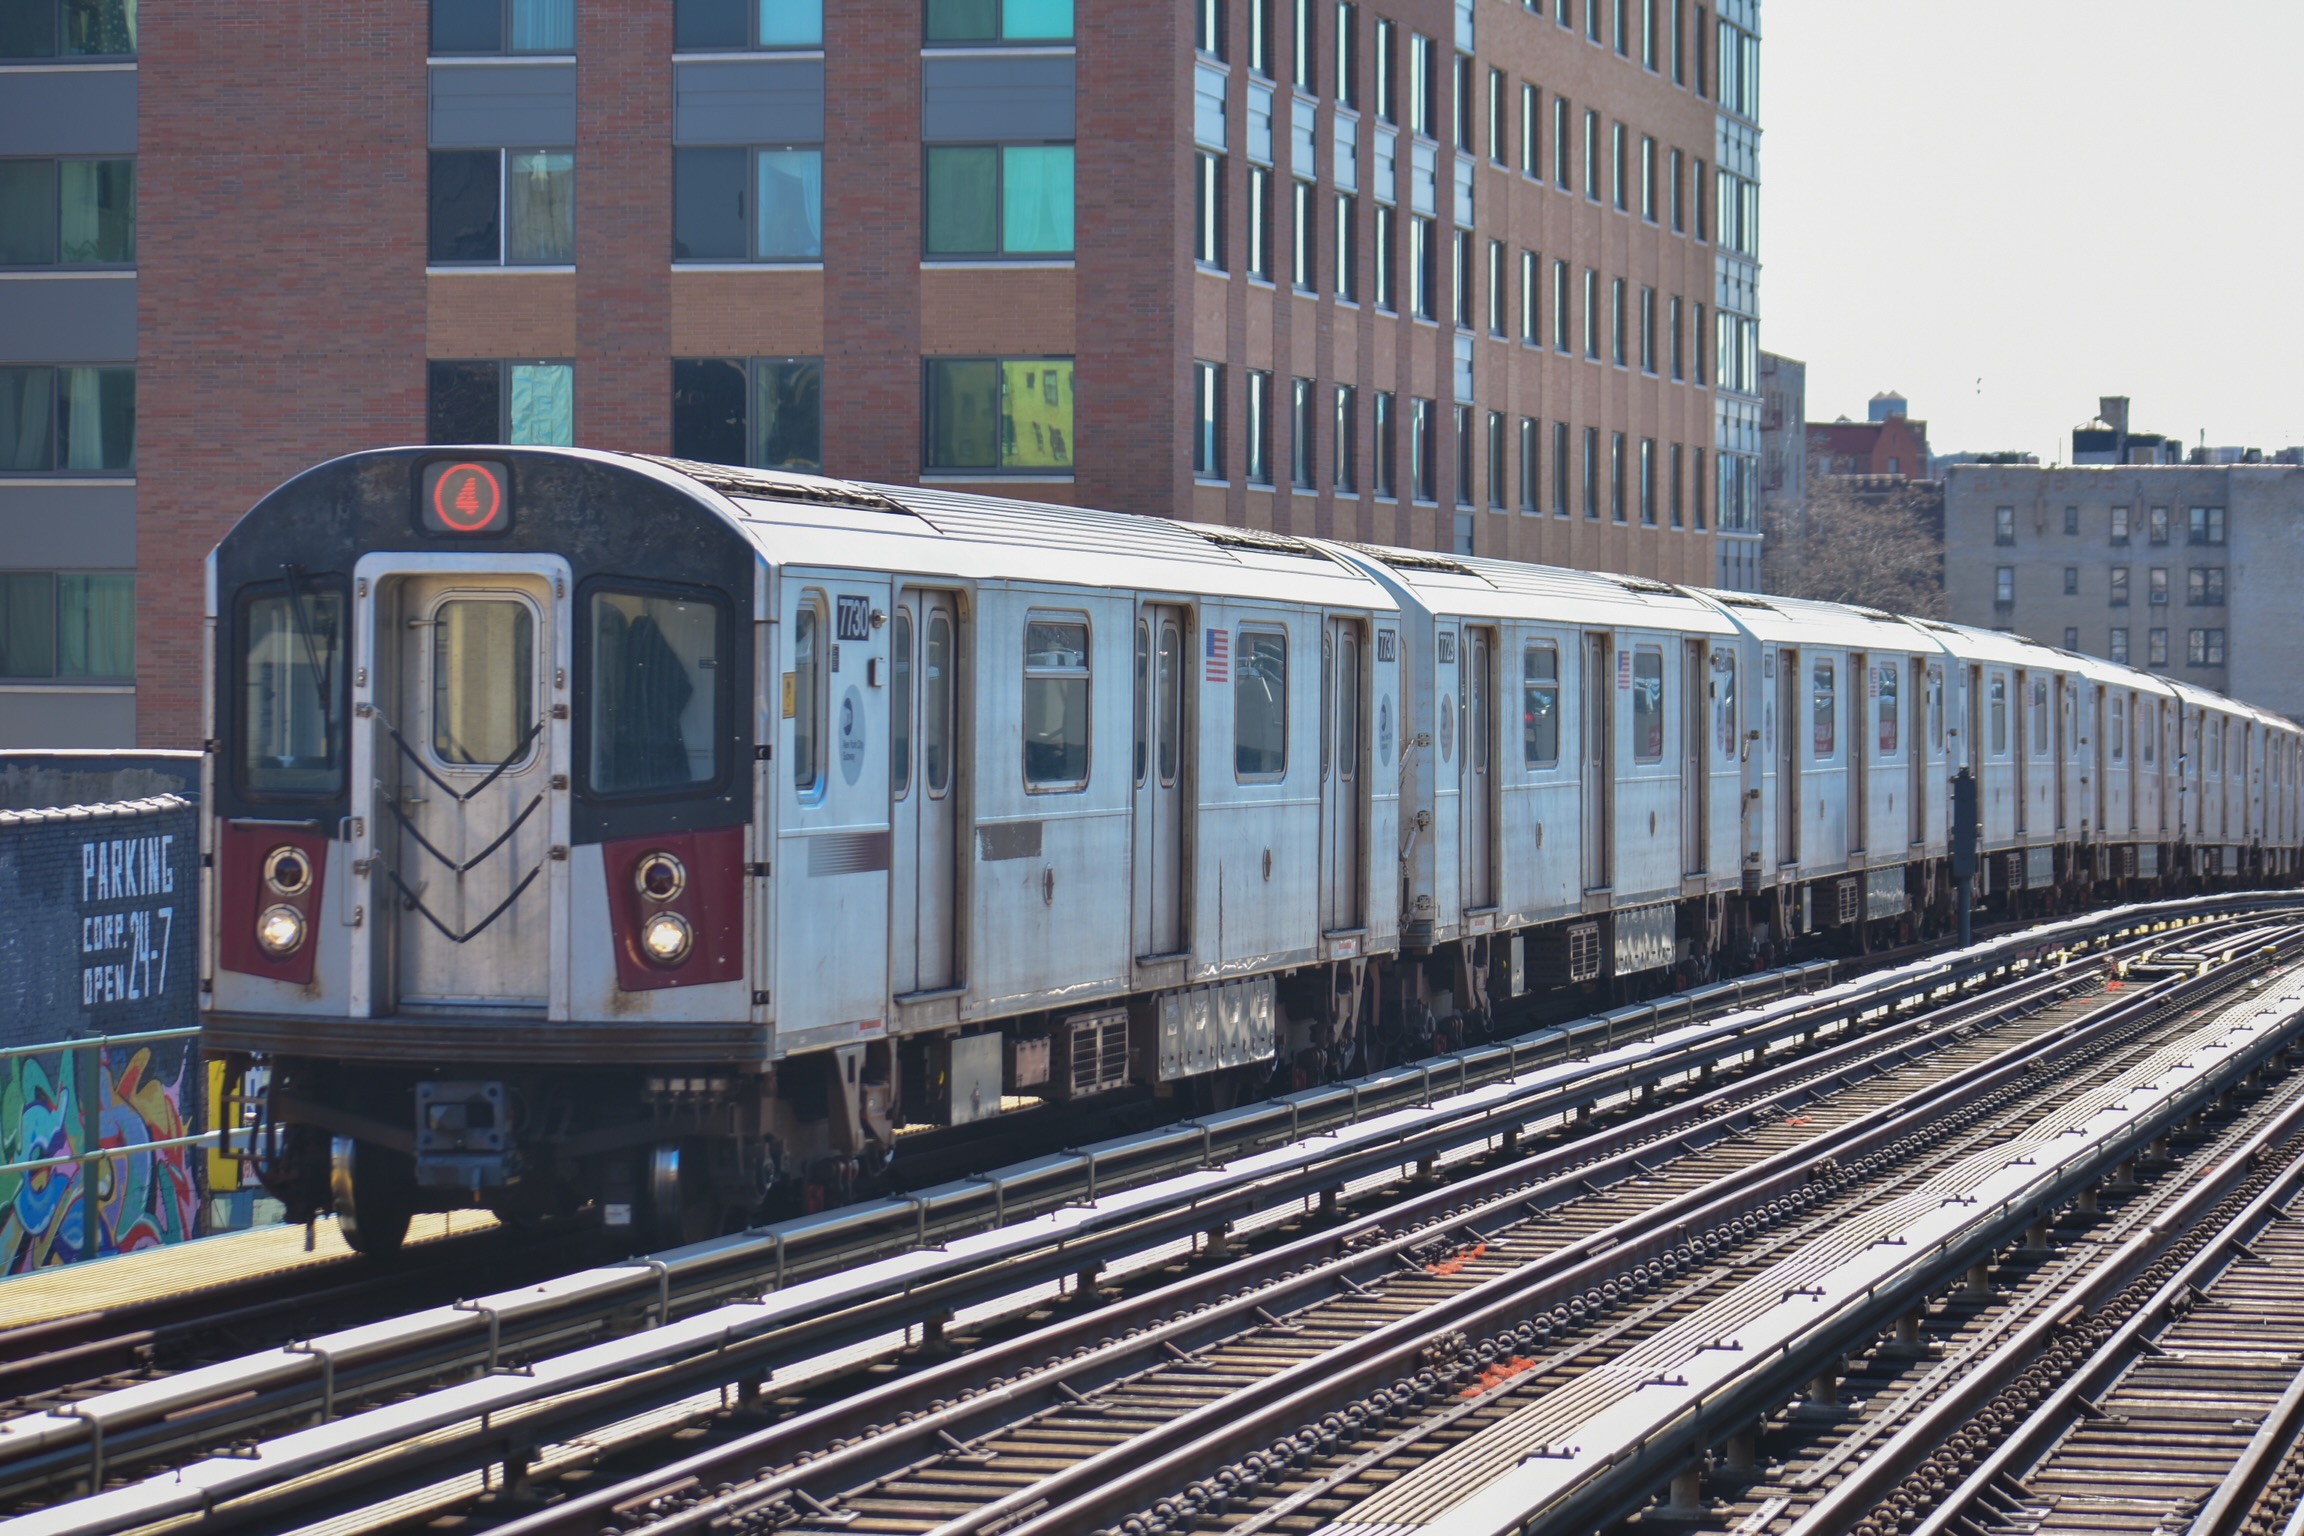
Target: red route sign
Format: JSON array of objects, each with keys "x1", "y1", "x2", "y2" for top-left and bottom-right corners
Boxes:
[{"x1": 429, "y1": 461, "x2": 505, "y2": 533}]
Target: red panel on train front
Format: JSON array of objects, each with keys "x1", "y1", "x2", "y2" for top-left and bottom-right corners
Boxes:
[
  {"x1": 603, "y1": 825, "x2": 746, "y2": 991},
  {"x1": 217, "y1": 821, "x2": 329, "y2": 985}
]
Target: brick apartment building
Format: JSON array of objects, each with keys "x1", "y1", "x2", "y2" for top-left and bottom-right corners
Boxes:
[{"x1": 0, "y1": 0, "x2": 1763, "y2": 749}]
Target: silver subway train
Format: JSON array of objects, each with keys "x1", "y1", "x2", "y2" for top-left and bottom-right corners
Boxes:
[{"x1": 202, "y1": 448, "x2": 2304, "y2": 1250}]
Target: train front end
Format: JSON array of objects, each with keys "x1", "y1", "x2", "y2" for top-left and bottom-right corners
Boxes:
[{"x1": 203, "y1": 448, "x2": 764, "y2": 1251}]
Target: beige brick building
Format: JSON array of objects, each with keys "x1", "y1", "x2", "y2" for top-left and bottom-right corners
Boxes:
[{"x1": 1943, "y1": 463, "x2": 2304, "y2": 722}]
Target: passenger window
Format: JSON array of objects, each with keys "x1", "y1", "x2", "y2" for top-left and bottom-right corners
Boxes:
[
  {"x1": 891, "y1": 609, "x2": 913, "y2": 798},
  {"x1": 2112, "y1": 694, "x2": 2126, "y2": 762},
  {"x1": 791, "y1": 596, "x2": 824, "y2": 797},
  {"x1": 240, "y1": 586, "x2": 347, "y2": 798},
  {"x1": 1235, "y1": 627, "x2": 1289, "y2": 778},
  {"x1": 1024, "y1": 616, "x2": 1091, "y2": 790},
  {"x1": 1631, "y1": 646, "x2": 1665, "y2": 763},
  {"x1": 1711, "y1": 649, "x2": 1736, "y2": 764},
  {"x1": 2029, "y1": 678, "x2": 2048, "y2": 757},
  {"x1": 1989, "y1": 673, "x2": 2009, "y2": 756},
  {"x1": 1523, "y1": 642, "x2": 1560, "y2": 767},
  {"x1": 1876, "y1": 663, "x2": 1898, "y2": 757},
  {"x1": 1927, "y1": 666, "x2": 1944, "y2": 752},
  {"x1": 1134, "y1": 618, "x2": 1150, "y2": 787},
  {"x1": 1157, "y1": 621, "x2": 1182, "y2": 785},
  {"x1": 925, "y1": 611, "x2": 953, "y2": 796},
  {"x1": 432, "y1": 599, "x2": 536, "y2": 768},
  {"x1": 590, "y1": 585, "x2": 724, "y2": 795},
  {"x1": 1810, "y1": 658, "x2": 1835, "y2": 761},
  {"x1": 2143, "y1": 703, "x2": 2156, "y2": 765}
]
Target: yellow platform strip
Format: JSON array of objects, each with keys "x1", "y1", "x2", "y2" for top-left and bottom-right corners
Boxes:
[{"x1": 0, "y1": 1211, "x2": 499, "y2": 1331}]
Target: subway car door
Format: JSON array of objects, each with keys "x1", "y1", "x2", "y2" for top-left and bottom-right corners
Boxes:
[
  {"x1": 1778, "y1": 649, "x2": 1800, "y2": 866},
  {"x1": 1909, "y1": 659, "x2": 1928, "y2": 848},
  {"x1": 1682, "y1": 639, "x2": 1706, "y2": 876},
  {"x1": 891, "y1": 591, "x2": 961, "y2": 995},
  {"x1": 374, "y1": 560, "x2": 567, "y2": 1012},
  {"x1": 1320, "y1": 615, "x2": 1365, "y2": 937},
  {"x1": 1134, "y1": 604, "x2": 1189, "y2": 957},
  {"x1": 1583, "y1": 633, "x2": 1611, "y2": 890},
  {"x1": 1463, "y1": 627, "x2": 1495, "y2": 910}
]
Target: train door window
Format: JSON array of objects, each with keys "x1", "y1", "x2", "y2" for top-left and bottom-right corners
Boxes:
[
  {"x1": 1810, "y1": 658, "x2": 1836, "y2": 761},
  {"x1": 1710, "y1": 649, "x2": 1736, "y2": 763},
  {"x1": 1024, "y1": 615, "x2": 1091, "y2": 790},
  {"x1": 1235, "y1": 626, "x2": 1289, "y2": 779},
  {"x1": 891, "y1": 607, "x2": 914, "y2": 798},
  {"x1": 1338, "y1": 628, "x2": 1360, "y2": 782},
  {"x1": 590, "y1": 585, "x2": 726, "y2": 794},
  {"x1": 1522, "y1": 641, "x2": 1560, "y2": 768},
  {"x1": 791, "y1": 594, "x2": 824, "y2": 797},
  {"x1": 2112, "y1": 693, "x2": 2126, "y2": 762},
  {"x1": 239, "y1": 586, "x2": 347, "y2": 798},
  {"x1": 2208, "y1": 718, "x2": 2221, "y2": 775},
  {"x1": 925, "y1": 610, "x2": 954, "y2": 795},
  {"x1": 1631, "y1": 646, "x2": 1665, "y2": 762},
  {"x1": 1320, "y1": 630, "x2": 1332, "y2": 782},
  {"x1": 1926, "y1": 665, "x2": 1944, "y2": 754},
  {"x1": 1876, "y1": 662, "x2": 1898, "y2": 758},
  {"x1": 431, "y1": 599, "x2": 537, "y2": 768},
  {"x1": 1135, "y1": 617, "x2": 1151, "y2": 786},
  {"x1": 2028, "y1": 677, "x2": 2049, "y2": 757},
  {"x1": 1157, "y1": 619, "x2": 1182, "y2": 785},
  {"x1": 1989, "y1": 673, "x2": 2009, "y2": 757},
  {"x1": 2142, "y1": 702, "x2": 2156, "y2": 765},
  {"x1": 1470, "y1": 635, "x2": 1492, "y2": 775}
]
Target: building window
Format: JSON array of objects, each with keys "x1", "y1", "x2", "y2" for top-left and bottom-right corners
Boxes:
[
  {"x1": 2110, "y1": 627, "x2": 2129, "y2": 664},
  {"x1": 2110, "y1": 504, "x2": 2130, "y2": 544},
  {"x1": 1553, "y1": 257, "x2": 1572, "y2": 351},
  {"x1": 1554, "y1": 95, "x2": 1573, "y2": 186},
  {"x1": 1518, "y1": 248, "x2": 1538, "y2": 342},
  {"x1": 0, "y1": 365, "x2": 134, "y2": 472},
  {"x1": 1610, "y1": 120, "x2": 1627, "y2": 209},
  {"x1": 1454, "y1": 403, "x2": 1474, "y2": 507},
  {"x1": 2189, "y1": 628, "x2": 2226, "y2": 667},
  {"x1": 430, "y1": 149, "x2": 574, "y2": 265},
  {"x1": 0, "y1": 158, "x2": 134, "y2": 267},
  {"x1": 1292, "y1": 178, "x2": 1317, "y2": 289},
  {"x1": 1452, "y1": 227, "x2": 1473, "y2": 327},
  {"x1": 1639, "y1": 286, "x2": 1656, "y2": 372},
  {"x1": 1373, "y1": 202, "x2": 1395, "y2": 309},
  {"x1": 1487, "y1": 410, "x2": 1506, "y2": 508},
  {"x1": 1374, "y1": 389, "x2": 1396, "y2": 495},
  {"x1": 1639, "y1": 135, "x2": 1656, "y2": 219},
  {"x1": 1248, "y1": 165, "x2": 1272, "y2": 279},
  {"x1": 432, "y1": 0, "x2": 574, "y2": 52},
  {"x1": 2140, "y1": 505, "x2": 2166, "y2": 544},
  {"x1": 1195, "y1": 0, "x2": 1224, "y2": 56},
  {"x1": 1488, "y1": 66, "x2": 1507, "y2": 161},
  {"x1": 1583, "y1": 108, "x2": 1599, "y2": 200},
  {"x1": 2189, "y1": 505, "x2": 2226, "y2": 544},
  {"x1": 2065, "y1": 626, "x2": 2080, "y2": 652},
  {"x1": 2148, "y1": 628, "x2": 2168, "y2": 668},
  {"x1": 1521, "y1": 82, "x2": 1541, "y2": 176},
  {"x1": 0, "y1": 571, "x2": 132, "y2": 680},
  {"x1": 2061, "y1": 566, "x2": 2078, "y2": 595},
  {"x1": 1295, "y1": 0, "x2": 1318, "y2": 88},
  {"x1": 1610, "y1": 276, "x2": 1626, "y2": 365},
  {"x1": 1334, "y1": 192, "x2": 1357, "y2": 299},
  {"x1": 1373, "y1": 16, "x2": 1395, "y2": 121},
  {"x1": 1410, "y1": 32, "x2": 1436, "y2": 137},
  {"x1": 1196, "y1": 153, "x2": 1227, "y2": 268},
  {"x1": 428, "y1": 359, "x2": 573, "y2": 446},
  {"x1": 1453, "y1": 53, "x2": 1474, "y2": 151},
  {"x1": 673, "y1": 147, "x2": 823, "y2": 261},
  {"x1": 1411, "y1": 396, "x2": 1436, "y2": 500},
  {"x1": 1670, "y1": 146, "x2": 1684, "y2": 231},
  {"x1": 1669, "y1": 441, "x2": 1683, "y2": 527},
  {"x1": 2188, "y1": 566, "x2": 2226, "y2": 605},
  {"x1": 1249, "y1": 0, "x2": 1270, "y2": 73},
  {"x1": 1610, "y1": 430, "x2": 1626, "y2": 521},
  {"x1": 1412, "y1": 214, "x2": 1436, "y2": 318},
  {"x1": 676, "y1": 0, "x2": 821, "y2": 48},
  {"x1": 1552, "y1": 420, "x2": 1570, "y2": 515},
  {"x1": 924, "y1": 357, "x2": 1075, "y2": 473},
  {"x1": 1588, "y1": 0, "x2": 1601, "y2": 41},
  {"x1": 1194, "y1": 361, "x2": 1225, "y2": 479},
  {"x1": 1638, "y1": 437, "x2": 1656, "y2": 525},
  {"x1": 926, "y1": 143, "x2": 1075, "y2": 257},
  {"x1": 671, "y1": 357, "x2": 822, "y2": 471},
  {"x1": 1582, "y1": 425, "x2": 1598, "y2": 516},
  {"x1": 1292, "y1": 376, "x2": 1316, "y2": 488},
  {"x1": 1992, "y1": 567, "x2": 2014, "y2": 606},
  {"x1": 1668, "y1": 295, "x2": 1684, "y2": 380},
  {"x1": 926, "y1": 0, "x2": 1076, "y2": 44},
  {"x1": 2148, "y1": 566, "x2": 2168, "y2": 605},
  {"x1": 1334, "y1": 383, "x2": 1357, "y2": 490},
  {"x1": 1336, "y1": 0, "x2": 1358, "y2": 106},
  {"x1": 0, "y1": 0, "x2": 134, "y2": 56},
  {"x1": 2110, "y1": 567, "x2": 2130, "y2": 606},
  {"x1": 1519, "y1": 417, "x2": 1538, "y2": 511},
  {"x1": 2063, "y1": 504, "x2": 2081, "y2": 536},
  {"x1": 1693, "y1": 301, "x2": 1707, "y2": 384},
  {"x1": 1245, "y1": 368, "x2": 1273, "y2": 484},
  {"x1": 1487, "y1": 238, "x2": 1506, "y2": 335},
  {"x1": 1993, "y1": 505, "x2": 2015, "y2": 545},
  {"x1": 1583, "y1": 267, "x2": 1600, "y2": 358}
]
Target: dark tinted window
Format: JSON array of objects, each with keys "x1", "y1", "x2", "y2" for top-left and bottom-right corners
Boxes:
[
  {"x1": 671, "y1": 359, "x2": 747, "y2": 464},
  {"x1": 675, "y1": 0, "x2": 747, "y2": 47},
  {"x1": 0, "y1": 161, "x2": 57, "y2": 264},
  {"x1": 432, "y1": 0, "x2": 503, "y2": 51},
  {"x1": 427, "y1": 361, "x2": 500, "y2": 443},
  {"x1": 429, "y1": 151, "x2": 500, "y2": 263},
  {"x1": 241, "y1": 587, "x2": 347, "y2": 798},
  {"x1": 673, "y1": 147, "x2": 746, "y2": 259},
  {"x1": 588, "y1": 587, "x2": 725, "y2": 795}
]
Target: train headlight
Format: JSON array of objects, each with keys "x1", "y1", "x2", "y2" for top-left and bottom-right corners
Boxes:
[
  {"x1": 640, "y1": 911, "x2": 693, "y2": 967},
  {"x1": 263, "y1": 846, "x2": 313, "y2": 897},
  {"x1": 256, "y1": 903, "x2": 308, "y2": 958},
  {"x1": 633, "y1": 851, "x2": 686, "y2": 903}
]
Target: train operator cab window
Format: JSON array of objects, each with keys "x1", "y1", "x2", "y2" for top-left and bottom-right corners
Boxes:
[
  {"x1": 239, "y1": 585, "x2": 347, "y2": 799},
  {"x1": 1024, "y1": 617, "x2": 1091, "y2": 790},
  {"x1": 675, "y1": 0, "x2": 822, "y2": 49},
  {"x1": 789, "y1": 596, "x2": 825, "y2": 799},
  {"x1": 1235, "y1": 627, "x2": 1289, "y2": 779},
  {"x1": 1522, "y1": 642, "x2": 1560, "y2": 768},
  {"x1": 1631, "y1": 646, "x2": 1665, "y2": 762},
  {"x1": 589, "y1": 586, "x2": 724, "y2": 796},
  {"x1": 1810, "y1": 659, "x2": 1835, "y2": 761},
  {"x1": 1989, "y1": 673, "x2": 2009, "y2": 757},
  {"x1": 925, "y1": 0, "x2": 1075, "y2": 43},
  {"x1": 431, "y1": 600, "x2": 537, "y2": 769},
  {"x1": 431, "y1": 0, "x2": 573, "y2": 52}
]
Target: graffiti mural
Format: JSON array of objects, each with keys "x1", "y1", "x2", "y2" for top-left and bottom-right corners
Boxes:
[{"x1": 0, "y1": 1039, "x2": 203, "y2": 1272}]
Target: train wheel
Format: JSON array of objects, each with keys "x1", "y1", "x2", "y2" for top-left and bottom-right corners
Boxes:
[{"x1": 331, "y1": 1136, "x2": 414, "y2": 1257}]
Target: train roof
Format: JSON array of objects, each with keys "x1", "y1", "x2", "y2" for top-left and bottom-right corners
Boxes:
[
  {"x1": 1688, "y1": 588, "x2": 1947, "y2": 653},
  {"x1": 1320, "y1": 542, "x2": 1737, "y2": 634}
]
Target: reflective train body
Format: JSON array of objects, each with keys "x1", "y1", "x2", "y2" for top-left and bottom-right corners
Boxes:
[{"x1": 201, "y1": 448, "x2": 2304, "y2": 1249}]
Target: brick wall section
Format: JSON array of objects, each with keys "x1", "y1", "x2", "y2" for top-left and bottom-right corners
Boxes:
[
  {"x1": 669, "y1": 272, "x2": 826, "y2": 357},
  {"x1": 575, "y1": 4, "x2": 672, "y2": 450},
  {"x1": 822, "y1": 8, "x2": 923, "y2": 483},
  {"x1": 429, "y1": 273, "x2": 578, "y2": 359},
  {"x1": 135, "y1": 5, "x2": 427, "y2": 745}
]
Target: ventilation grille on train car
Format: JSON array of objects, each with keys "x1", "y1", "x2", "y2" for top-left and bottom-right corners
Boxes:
[
  {"x1": 1195, "y1": 526, "x2": 1331, "y2": 560},
  {"x1": 1529, "y1": 922, "x2": 1602, "y2": 985},
  {"x1": 638, "y1": 456, "x2": 914, "y2": 514},
  {"x1": 1613, "y1": 578, "x2": 1679, "y2": 596},
  {"x1": 1715, "y1": 595, "x2": 1780, "y2": 613},
  {"x1": 1057, "y1": 1007, "x2": 1131, "y2": 1099},
  {"x1": 1341, "y1": 542, "x2": 1479, "y2": 576}
]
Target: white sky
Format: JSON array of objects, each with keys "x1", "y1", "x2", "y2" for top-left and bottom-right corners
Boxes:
[{"x1": 1759, "y1": 0, "x2": 2304, "y2": 463}]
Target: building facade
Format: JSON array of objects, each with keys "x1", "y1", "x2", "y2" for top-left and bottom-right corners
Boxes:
[
  {"x1": 1754, "y1": 345, "x2": 1800, "y2": 531},
  {"x1": 1943, "y1": 463, "x2": 2304, "y2": 722},
  {"x1": 1, "y1": 0, "x2": 1758, "y2": 750},
  {"x1": 1807, "y1": 411, "x2": 1929, "y2": 482}
]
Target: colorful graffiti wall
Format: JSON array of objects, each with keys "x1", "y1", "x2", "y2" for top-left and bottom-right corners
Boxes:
[{"x1": 1, "y1": 1038, "x2": 204, "y2": 1271}]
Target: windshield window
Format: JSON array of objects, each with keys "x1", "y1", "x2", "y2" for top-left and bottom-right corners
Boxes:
[
  {"x1": 589, "y1": 586, "x2": 723, "y2": 794},
  {"x1": 240, "y1": 587, "x2": 346, "y2": 797}
]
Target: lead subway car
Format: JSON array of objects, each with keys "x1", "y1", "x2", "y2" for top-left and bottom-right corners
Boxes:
[{"x1": 204, "y1": 447, "x2": 1399, "y2": 1252}]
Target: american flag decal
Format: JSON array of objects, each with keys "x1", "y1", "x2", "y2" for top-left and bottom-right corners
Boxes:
[{"x1": 1205, "y1": 627, "x2": 1230, "y2": 683}]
